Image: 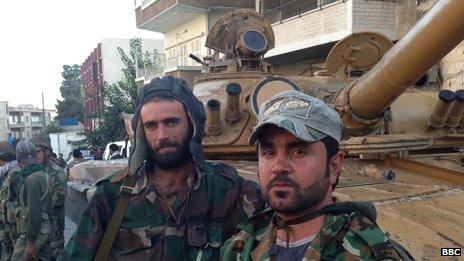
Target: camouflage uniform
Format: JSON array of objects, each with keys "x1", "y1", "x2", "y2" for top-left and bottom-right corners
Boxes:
[
  {"x1": 12, "y1": 164, "x2": 53, "y2": 261},
  {"x1": 62, "y1": 76, "x2": 266, "y2": 260},
  {"x1": 44, "y1": 161, "x2": 67, "y2": 259},
  {"x1": 221, "y1": 205, "x2": 402, "y2": 260},
  {"x1": 31, "y1": 135, "x2": 69, "y2": 259},
  {"x1": 62, "y1": 162, "x2": 264, "y2": 260},
  {"x1": 0, "y1": 162, "x2": 21, "y2": 260}
]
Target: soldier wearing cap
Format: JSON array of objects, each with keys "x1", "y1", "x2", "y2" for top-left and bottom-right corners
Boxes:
[
  {"x1": 221, "y1": 91, "x2": 409, "y2": 260},
  {"x1": 12, "y1": 140, "x2": 53, "y2": 260},
  {"x1": 30, "y1": 135, "x2": 68, "y2": 259},
  {"x1": 0, "y1": 141, "x2": 21, "y2": 260}
]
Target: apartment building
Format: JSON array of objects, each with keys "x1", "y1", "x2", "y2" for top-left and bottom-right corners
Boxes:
[
  {"x1": 133, "y1": 0, "x2": 265, "y2": 86},
  {"x1": 7, "y1": 104, "x2": 54, "y2": 139},
  {"x1": 0, "y1": 101, "x2": 8, "y2": 140},
  {"x1": 81, "y1": 38, "x2": 163, "y2": 134}
]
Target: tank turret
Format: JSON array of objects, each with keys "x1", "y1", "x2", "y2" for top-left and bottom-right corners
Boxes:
[{"x1": 192, "y1": 0, "x2": 464, "y2": 159}]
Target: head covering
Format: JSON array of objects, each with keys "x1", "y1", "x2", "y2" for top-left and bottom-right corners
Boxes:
[
  {"x1": 16, "y1": 140, "x2": 38, "y2": 166},
  {"x1": 30, "y1": 135, "x2": 52, "y2": 151},
  {"x1": 129, "y1": 75, "x2": 207, "y2": 176},
  {"x1": 0, "y1": 140, "x2": 14, "y2": 158},
  {"x1": 248, "y1": 90, "x2": 342, "y2": 145}
]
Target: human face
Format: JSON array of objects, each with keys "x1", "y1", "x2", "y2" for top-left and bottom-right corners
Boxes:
[
  {"x1": 258, "y1": 126, "x2": 343, "y2": 214},
  {"x1": 140, "y1": 99, "x2": 192, "y2": 170},
  {"x1": 35, "y1": 147, "x2": 46, "y2": 165}
]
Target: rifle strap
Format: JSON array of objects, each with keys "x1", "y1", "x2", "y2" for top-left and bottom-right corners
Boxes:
[{"x1": 94, "y1": 175, "x2": 136, "y2": 261}]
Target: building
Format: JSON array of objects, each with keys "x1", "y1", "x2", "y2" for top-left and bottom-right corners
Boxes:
[
  {"x1": 260, "y1": 0, "x2": 397, "y2": 75},
  {"x1": 134, "y1": 0, "x2": 257, "y2": 86},
  {"x1": 81, "y1": 38, "x2": 164, "y2": 134},
  {"x1": 0, "y1": 101, "x2": 8, "y2": 140},
  {"x1": 7, "y1": 104, "x2": 54, "y2": 139}
]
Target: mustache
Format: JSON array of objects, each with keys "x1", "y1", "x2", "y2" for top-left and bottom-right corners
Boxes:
[
  {"x1": 266, "y1": 175, "x2": 299, "y2": 190},
  {"x1": 155, "y1": 139, "x2": 179, "y2": 150}
]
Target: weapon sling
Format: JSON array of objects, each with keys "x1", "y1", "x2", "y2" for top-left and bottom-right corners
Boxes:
[{"x1": 94, "y1": 175, "x2": 136, "y2": 261}]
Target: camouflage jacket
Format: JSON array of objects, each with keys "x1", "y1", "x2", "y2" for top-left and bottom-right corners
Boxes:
[
  {"x1": 62, "y1": 162, "x2": 265, "y2": 260},
  {"x1": 0, "y1": 162, "x2": 22, "y2": 225},
  {"x1": 18, "y1": 166, "x2": 53, "y2": 241},
  {"x1": 45, "y1": 161, "x2": 67, "y2": 209},
  {"x1": 221, "y1": 207, "x2": 402, "y2": 260}
]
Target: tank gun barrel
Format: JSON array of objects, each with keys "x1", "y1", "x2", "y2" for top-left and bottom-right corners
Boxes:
[
  {"x1": 344, "y1": 0, "x2": 464, "y2": 120},
  {"x1": 189, "y1": 53, "x2": 206, "y2": 66}
]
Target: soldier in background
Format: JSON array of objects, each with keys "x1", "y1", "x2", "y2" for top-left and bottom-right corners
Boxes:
[
  {"x1": 0, "y1": 141, "x2": 21, "y2": 260},
  {"x1": 56, "y1": 154, "x2": 67, "y2": 169},
  {"x1": 12, "y1": 141, "x2": 53, "y2": 260},
  {"x1": 221, "y1": 91, "x2": 410, "y2": 260},
  {"x1": 66, "y1": 149, "x2": 84, "y2": 172},
  {"x1": 31, "y1": 136, "x2": 68, "y2": 260}
]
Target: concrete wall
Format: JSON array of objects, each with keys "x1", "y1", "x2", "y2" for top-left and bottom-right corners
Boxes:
[
  {"x1": 352, "y1": 0, "x2": 397, "y2": 40},
  {"x1": 267, "y1": 1, "x2": 348, "y2": 58},
  {"x1": 441, "y1": 41, "x2": 464, "y2": 91},
  {"x1": 273, "y1": 57, "x2": 326, "y2": 76},
  {"x1": 0, "y1": 101, "x2": 7, "y2": 140},
  {"x1": 164, "y1": 14, "x2": 208, "y2": 69},
  {"x1": 101, "y1": 38, "x2": 164, "y2": 84},
  {"x1": 50, "y1": 132, "x2": 86, "y2": 159}
]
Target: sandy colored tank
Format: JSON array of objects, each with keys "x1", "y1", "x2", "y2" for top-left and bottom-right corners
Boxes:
[
  {"x1": 188, "y1": 2, "x2": 464, "y2": 258},
  {"x1": 67, "y1": 1, "x2": 464, "y2": 259}
]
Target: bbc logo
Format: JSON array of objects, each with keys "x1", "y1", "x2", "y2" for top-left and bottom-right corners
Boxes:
[{"x1": 441, "y1": 248, "x2": 461, "y2": 256}]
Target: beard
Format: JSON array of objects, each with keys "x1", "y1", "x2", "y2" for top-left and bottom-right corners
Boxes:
[
  {"x1": 147, "y1": 133, "x2": 192, "y2": 171},
  {"x1": 263, "y1": 165, "x2": 330, "y2": 214}
]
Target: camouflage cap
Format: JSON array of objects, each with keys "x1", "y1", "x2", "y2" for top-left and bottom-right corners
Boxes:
[
  {"x1": 248, "y1": 90, "x2": 342, "y2": 145},
  {"x1": 30, "y1": 135, "x2": 52, "y2": 151},
  {"x1": 0, "y1": 140, "x2": 14, "y2": 157}
]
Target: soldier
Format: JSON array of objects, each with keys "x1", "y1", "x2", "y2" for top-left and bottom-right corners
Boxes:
[
  {"x1": 62, "y1": 75, "x2": 266, "y2": 260},
  {"x1": 56, "y1": 154, "x2": 67, "y2": 169},
  {"x1": 12, "y1": 140, "x2": 53, "y2": 260},
  {"x1": 0, "y1": 141, "x2": 21, "y2": 260},
  {"x1": 30, "y1": 136, "x2": 68, "y2": 259},
  {"x1": 221, "y1": 91, "x2": 411, "y2": 260}
]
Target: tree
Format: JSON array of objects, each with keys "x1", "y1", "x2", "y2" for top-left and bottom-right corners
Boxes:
[
  {"x1": 56, "y1": 64, "x2": 83, "y2": 121},
  {"x1": 86, "y1": 38, "x2": 162, "y2": 148}
]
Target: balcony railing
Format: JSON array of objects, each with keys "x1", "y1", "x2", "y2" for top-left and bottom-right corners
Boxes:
[{"x1": 263, "y1": 0, "x2": 340, "y2": 24}]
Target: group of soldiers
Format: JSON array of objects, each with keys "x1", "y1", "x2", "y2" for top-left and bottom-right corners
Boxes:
[{"x1": 0, "y1": 136, "x2": 67, "y2": 260}]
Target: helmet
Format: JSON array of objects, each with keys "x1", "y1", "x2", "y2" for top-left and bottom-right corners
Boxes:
[
  {"x1": 30, "y1": 135, "x2": 52, "y2": 151},
  {"x1": 0, "y1": 140, "x2": 14, "y2": 158}
]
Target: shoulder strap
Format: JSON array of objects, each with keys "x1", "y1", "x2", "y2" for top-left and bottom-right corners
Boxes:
[{"x1": 94, "y1": 174, "x2": 136, "y2": 261}]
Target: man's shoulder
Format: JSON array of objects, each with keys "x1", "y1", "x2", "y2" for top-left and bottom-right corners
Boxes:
[
  {"x1": 205, "y1": 162, "x2": 240, "y2": 182},
  {"x1": 48, "y1": 161, "x2": 65, "y2": 174},
  {"x1": 320, "y1": 212, "x2": 401, "y2": 260}
]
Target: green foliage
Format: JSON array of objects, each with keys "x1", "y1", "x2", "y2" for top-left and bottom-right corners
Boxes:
[
  {"x1": 86, "y1": 38, "x2": 162, "y2": 148},
  {"x1": 39, "y1": 120, "x2": 63, "y2": 136},
  {"x1": 56, "y1": 64, "x2": 83, "y2": 121}
]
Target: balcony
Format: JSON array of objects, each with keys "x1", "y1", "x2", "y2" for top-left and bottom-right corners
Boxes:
[
  {"x1": 135, "y1": 0, "x2": 254, "y2": 33},
  {"x1": 264, "y1": 0, "x2": 397, "y2": 64}
]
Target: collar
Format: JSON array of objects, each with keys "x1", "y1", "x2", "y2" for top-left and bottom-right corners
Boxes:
[{"x1": 131, "y1": 163, "x2": 202, "y2": 195}]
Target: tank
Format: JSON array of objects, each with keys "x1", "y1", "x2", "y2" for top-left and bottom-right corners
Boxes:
[
  {"x1": 66, "y1": 1, "x2": 464, "y2": 258},
  {"x1": 188, "y1": 1, "x2": 464, "y2": 258},
  {"x1": 191, "y1": 2, "x2": 464, "y2": 161}
]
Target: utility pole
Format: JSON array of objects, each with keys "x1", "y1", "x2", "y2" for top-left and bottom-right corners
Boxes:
[{"x1": 42, "y1": 91, "x2": 46, "y2": 127}]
